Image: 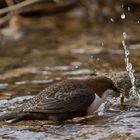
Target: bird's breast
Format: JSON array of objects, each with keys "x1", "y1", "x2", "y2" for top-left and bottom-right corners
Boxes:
[{"x1": 87, "y1": 94, "x2": 104, "y2": 115}]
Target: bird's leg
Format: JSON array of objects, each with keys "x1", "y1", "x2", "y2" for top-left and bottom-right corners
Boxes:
[
  {"x1": 119, "y1": 89, "x2": 125, "y2": 108},
  {"x1": 120, "y1": 93, "x2": 124, "y2": 105}
]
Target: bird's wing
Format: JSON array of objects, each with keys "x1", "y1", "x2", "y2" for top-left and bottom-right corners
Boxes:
[{"x1": 22, "y1": 88, "x2": 95, "y2": 114}]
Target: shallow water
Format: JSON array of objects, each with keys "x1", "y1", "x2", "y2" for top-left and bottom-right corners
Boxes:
[{"x1": 0, "y1": 13, "x2": 140, "y2": 139}]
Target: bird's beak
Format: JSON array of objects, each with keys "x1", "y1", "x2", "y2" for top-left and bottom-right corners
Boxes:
[{"x1": 112, "y1": 85, "x2": 123, "y2": 97}]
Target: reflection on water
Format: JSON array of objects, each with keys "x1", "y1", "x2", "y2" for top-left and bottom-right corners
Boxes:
[
  {"x1": 0, "y1": 16, "x2": 140, "y2": 140},
  {"x1": 0, "y1": 83, "x2": 8, "y2": 89}
]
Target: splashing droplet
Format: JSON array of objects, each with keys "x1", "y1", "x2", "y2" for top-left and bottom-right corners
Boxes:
[
  {"x1": 123, "y1": 32, "x2": 127, "y2": 39},
  {"x1": 122, "y1": 40, "x2": 139, "y2": 98},
  {"x1": 121, "y1": 13, "x2": 125, "y2": 19},
  {"x1": 128, "y1": 7, "x2": 130, "y2": 11},
  {"x1": 110, "y1": 18, "x2": 114, "y2": 22}
]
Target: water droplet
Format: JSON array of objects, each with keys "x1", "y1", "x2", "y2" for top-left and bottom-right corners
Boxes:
[
  {"x1": 123, "y1": 32, "x2": 127, "y2": 39},
  {"x1": 110, "y1": 18, "x2": 114, "y2": 22},
  {"x1": 75, "y1": 65, "x2": 79, "y2": 69},
  {"x1": 126, "y1": 50, "x2": 130, "y2": 55},
  {"x1": 121, "y1": 13, "x2": 126, "y2": 19},
  {"x1": 137, "y1": 21, "x2": 140, "y2": 24},
  {"x1": 128, "y1": 7, "x2": 130, "y2": 11}
]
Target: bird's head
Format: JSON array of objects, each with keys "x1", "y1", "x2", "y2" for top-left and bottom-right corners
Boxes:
[{"x1": 88, "y1": 76, "x2": 121, "y2": 99}]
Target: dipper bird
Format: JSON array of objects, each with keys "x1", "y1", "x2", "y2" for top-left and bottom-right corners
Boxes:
[{"x1": 0, "y1": 76, "x2": 120, "y2": 123}]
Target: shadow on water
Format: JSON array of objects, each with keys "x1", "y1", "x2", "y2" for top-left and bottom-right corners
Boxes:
[{"x1": 0, "y1": 14, "x2": 140, "y2": 140}]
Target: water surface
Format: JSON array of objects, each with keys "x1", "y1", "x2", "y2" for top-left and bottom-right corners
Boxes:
[{"x1": 0, "y1": 14, "x2": 140, "y2": 139}]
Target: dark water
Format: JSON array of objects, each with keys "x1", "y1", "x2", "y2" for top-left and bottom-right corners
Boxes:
[{"x1": 0, "y1": 14, "x2": 140, "y2": 139}]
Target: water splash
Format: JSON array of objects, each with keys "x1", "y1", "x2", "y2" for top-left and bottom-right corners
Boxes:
[
  {"x1": 97, "y1": 101, "x2": 112, "y2": 116},
  {"x1": 121, "y1": 13, "x2": 126, "y2": 19},
  {"x1": 122, "y1": 35, "x2": 139, "y2": 99}
]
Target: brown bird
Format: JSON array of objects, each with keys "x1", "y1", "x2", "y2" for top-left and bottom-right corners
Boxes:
[{"x1": 0, "y1": 76, "x2": 120, "y2": 123}]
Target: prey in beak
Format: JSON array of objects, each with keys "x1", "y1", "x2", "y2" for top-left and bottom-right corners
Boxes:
[{"x1": 112, "y1": 85, "x2": 125, "y2": 105}]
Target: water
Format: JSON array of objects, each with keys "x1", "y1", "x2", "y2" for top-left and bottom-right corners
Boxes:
[
  {"x1": 0, "y1": 14, "x2": 140, "y2": 140},
  {"x1": 122, "y1": 34, "x2": 139, "y2": 99}
]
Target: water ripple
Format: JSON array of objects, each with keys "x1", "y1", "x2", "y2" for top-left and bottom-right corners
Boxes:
[{"x1": 0, "y1": 83, "x2": 8, "y2": 89}]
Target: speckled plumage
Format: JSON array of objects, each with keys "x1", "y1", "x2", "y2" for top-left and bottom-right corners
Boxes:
[{"x1": 0, "y1": 76, "x2": 120, "y2": 122}]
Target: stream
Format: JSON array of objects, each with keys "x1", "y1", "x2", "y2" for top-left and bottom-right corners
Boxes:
[{"x1": 0, "y1": 13, "x2": 140, "y2": 140}]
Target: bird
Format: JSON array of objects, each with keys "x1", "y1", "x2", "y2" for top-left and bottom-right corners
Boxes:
[{"x1": 0, "y1": 76, "x2": 120, "y2": 123}]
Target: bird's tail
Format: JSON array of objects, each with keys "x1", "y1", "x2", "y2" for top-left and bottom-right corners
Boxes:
[
  {"x1": 0, "y1": 111, "x2": 19, "y2": 123},
  {"x1": 0, "y1": 111, "x2": 50, "y2": 123}
]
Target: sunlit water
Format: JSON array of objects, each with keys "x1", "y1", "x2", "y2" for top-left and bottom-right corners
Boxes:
[{"x1": 0, "y1": 15, "x2": 140, "y2": 140}]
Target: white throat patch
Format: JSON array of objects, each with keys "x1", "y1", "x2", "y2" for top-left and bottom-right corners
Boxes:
[
  {"x1": 87, "y1": 94, "x2": 104, "y2": 115},
  {"x1": 102, "y1": 89, "x2": 115, "y2": 100}
]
